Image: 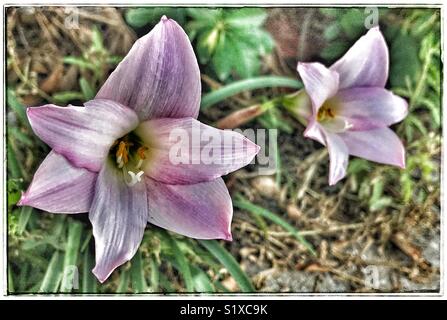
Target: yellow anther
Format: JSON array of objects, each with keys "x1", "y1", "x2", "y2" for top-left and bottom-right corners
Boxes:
[
  {"x1": 116, "y1": 141, "x2": 129, "y2": 165},
  {"x1": 317, "y1": 105, "x2": 335, "y2": 122},
  {"x1": 137, "y1": 146, "x2": 148, "y2": 160}
]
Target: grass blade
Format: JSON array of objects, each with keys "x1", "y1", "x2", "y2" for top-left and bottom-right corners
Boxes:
[
  {"x1": 233, "y1": 194, "x2": 316, "y2": 256},
  {"x1": 130, "y1": 250, "x2": 148, "y2": 293},
  {"x1": 149, "y1": 255, "x2": 159, "y2": 293},
  {"x1": 167, "y1": 235, "x2": 194, "y2": 293},
  {"x1": 117, "y1": 269, "x2": 130, "y2": 293},
  {"x1": 60, "y1": 222, "x2": 83, "y2": 292},
  {"x1": 39, "y1": 251, "x2": 63, "y2": 293},
  {"x1": 191, "y1": 265, "x2": 215, "y2": 293},
  {"x1": 82, "y1": 249, "x2": 97, "y2": 293},
  {"x1": 198, "y1": 239, "x2": 255, "y2": 292},
  {"x1": 7, "y1": 87, "x2": 31, "y2": 129},
  {"x1": 17, "y1": 206, "x2": 33, "y2": 235},
  {"x1": 201, "y1": 76, "x2": 302, "y2": 109}
]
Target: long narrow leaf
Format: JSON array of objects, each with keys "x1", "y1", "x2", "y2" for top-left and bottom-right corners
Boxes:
[
  {"x1": 60, "y1": 222, "x2": 83, "y2": 292},
  {"x1": 17, "y1": 206, "x2": 33, "y2": 235},
  {"x1": 198, "y1": 239, "x2": 255, "y2": 292},
  {"x1": 130, "y1": 250, "x2": 148, "y2": 293},
  {"x1": 39, "y1": 251, "x2": 63, "y2": 293},
  {"x1": 233, "y1": 194, "x2": 316, "y2": 256},
  {"x1": 167, "y1": 235, "x2": 194, "y2": 292},
  {"x1": 201, "y1": 76, "x2": 302, "y2": 109},
  {"x1": 149, "y1": 255, "x2": 159, "y2": 293},
  {"x1": 82, "y1": 249, "x2": 97, "y2": 293}
]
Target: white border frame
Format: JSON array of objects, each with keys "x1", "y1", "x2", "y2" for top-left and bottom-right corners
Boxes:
[{"x1": 0, "y1": 0, "x2": 445, "y2": 300}]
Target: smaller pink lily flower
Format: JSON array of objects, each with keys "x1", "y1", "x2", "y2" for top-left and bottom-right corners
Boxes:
[{"x1": 296, "y1": 27, "x2": 408, "y2": 185}]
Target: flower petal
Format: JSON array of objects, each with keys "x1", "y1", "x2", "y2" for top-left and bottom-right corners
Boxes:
[
  {"x1": 297, "y1": 62, "x2": 339, "y2": 113},
  {"x1": 27, "y1": 99, "x2": 139, "y2": 172},
  {"x1": 339, "y1": 127, "x2": 405, "y2": 168},
  {"x1": 89, "y1": 160, "x2": 148, "y2": 283},
  {"x1": 146, "y1": 177, "x2": 233, "y2": 240},
  {"x1": 330, "y1": 27, "x2": 389, "y2": 89},
  {"x1": 326, "y1": 132, "x2": 349, "y2": 185},
  {"x1": 135, "y1": 117, "x2": 260, "y2": 184},
  {"x1": 96, "y1": 16, "x2": 201, "y2": 121},
  {"x1": 18, "y1": 151, "x2": 96, "y2": 213},
  {"x1": 331, "y1": 87, "x2": 408, "y2": 130},
  {"x1": 303, "y1": 122, "x2": 348, "y2": 185},
  {"x1": 303, "y1": 120, "x2": 326, "y2": 146}
]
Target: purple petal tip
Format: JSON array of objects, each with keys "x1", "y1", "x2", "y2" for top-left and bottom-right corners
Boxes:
[{"x1": 161, "y1": 15, "x2": 168, "y2": 21}]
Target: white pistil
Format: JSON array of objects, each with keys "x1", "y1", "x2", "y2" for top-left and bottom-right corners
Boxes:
[
  {"x1": 344, "y1": 120, "x2": 354, "y2": 131},
  {"x1": 125, "y1": 170, "x2": 144, "y2": 187}
]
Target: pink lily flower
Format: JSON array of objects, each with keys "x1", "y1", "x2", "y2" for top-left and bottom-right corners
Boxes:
[
  {"x1": 18, "y1": 17, "x2": 259, "y2": 283},
  {"x1": 295, "y1": 27, "x2": 408, "y2": 185}
]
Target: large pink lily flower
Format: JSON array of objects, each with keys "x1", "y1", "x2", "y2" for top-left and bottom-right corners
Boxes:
[
  {"x1": 296, "y1": 27, "x2": 408, "y2": 185},
  {"x1": 18, "y1": 17, "x2": 259, "y2": 282}
]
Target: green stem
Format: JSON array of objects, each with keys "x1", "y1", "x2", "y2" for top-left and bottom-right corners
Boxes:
[{"x1": 201, "y1": 76, "x2": 302, "y2": 109}]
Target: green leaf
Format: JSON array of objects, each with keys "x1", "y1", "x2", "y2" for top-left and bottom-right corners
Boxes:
[
  {"x1": 224, "y1": 8, "x2": 268, "y2": 28},
  {"x1": 7, "y1": 87, "x2": 30, "y2": 129},
  {"x1": 39, "y1": 251, "x2": 63, "y2": 293},
  {"x1": 82, "y1": 249, "x2": 97, "y2": 293},
  {"x1": 320, "y1": 42, "x2": 349, "y2": 61},
  {"x1": 211, "y1": 32, "x2": 234, "y2": 80},
  {"x1": 117, "y1": 269, "x2": 130, "y2": 293},
  {"x1": 201, "y1": 76, "x2": 302, "y2": 109},
  {"x1": 340, "y1": 9, "x2": 365, "y2": 39},
  {"x1": 60, "y1": 222, "x2": 83, "y2": 292},
  {"x1": 52, "y1": 91, "x2": 84, "y2": 104},
  {"x1": 231, "y1": 37, "x2": 261, "y2": 79},
  {"x1": 186, "y1": 8, "x2": 221, "y2": 23},
  {"x1": 91, "y1": 26, "x2": 104, "y2": 51},
  {"x1": 130, "y1": 250, "x2": 148, "y2": 293},
  {"x1": 149, "y1": 255, "x2": 159, "y2": 293},
  {"x1": 8, "y1": 264, "x2": 14, "y2": 293},
  {"x1": 79, "y1": 77, "x2": 95, "y2": 101},
  {"x1": 7, "y1": 140, "x2": 23, "y2": 179},
  {"x1": 167, "y1": 235, "x2": 194, "y2": 292},
  {"x1": 320, "y1": 8, "x2": 340, "y2": 17},
  {"x1": 17, "y1": 206, "x2": 33, "y2": 235},
  {"x1": 126, "y1": 7, "x2": 187, "y2": 28},
  {"x1": 199, "y1": 239, "x2": 255, "y2": 292},
  {"x1": 8, "y1": 127, "x2": 33, "y2": 147},
  {"x1": 197, "y1": 28, "x2": 221, "y2": 64},
  {"x1": 234, "y1": 194, "x2": 316, "y2": 256},
  {"x1": 324, "y1": 23, "x2": 341, "y2": 41},
  {"x1": 191, "y1": 265, "x2": 215, "y2": 293},
  {"x1": 390, "y1": 32, "x2": 421, "y2": 88},
  {"x1": 63, "y1": 56, "x2": 95, "y2": 70}
]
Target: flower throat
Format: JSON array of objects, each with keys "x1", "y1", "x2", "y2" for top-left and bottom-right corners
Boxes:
[{"x1": 110, "y1": 132, "x2": 148, "y2": 187}]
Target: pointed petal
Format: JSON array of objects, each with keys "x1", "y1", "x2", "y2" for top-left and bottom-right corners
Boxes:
[
  {"x1": 146, "y1": 177, "x2": 233, "y2": 240},
  {"x1": 303, "y1": 121, "x2": 348, "y2": 185},
  {"x1": 135, "y1": 117, "x2": 260, "y2": 184},
  {"x1": 18, "y1": 151, "x2": 96, "y2": 213},
  {"x1": 330, "y1": 27, "x2": 389, "y2": 89},
  {"x1": 326, "y1": 132, "x2": 349, "y2": 185},
  {"x1": 89, "y1": 160, "x2": 148, "y2": 283},
  {"x1": 27, "y1": 99, "x2": 139, "y2": 172},
  {"x1": 96, "y1": 17, "x2": 201, "y2": 121},
  {"x1": 332, "y1": 87, "x2": 408, "y2": 130},
  {"x1": 297, "y1": 62, "x2": 339, "y2": 113},
  {"x1": 339, "y1": 127, "x2": 405, "y2": 168},
  {"x1": 303, "y1": 120, "x2": 326, "y2": 146}
]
